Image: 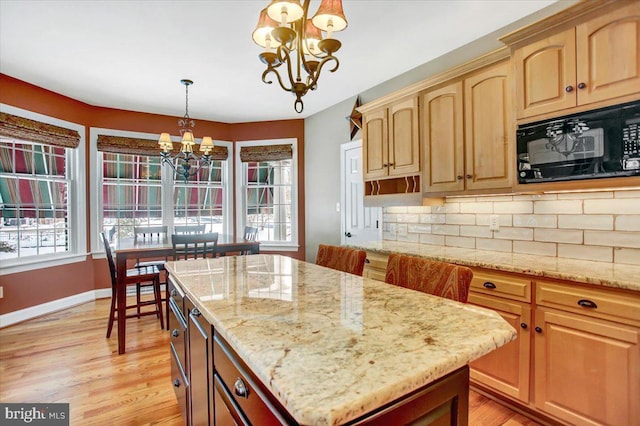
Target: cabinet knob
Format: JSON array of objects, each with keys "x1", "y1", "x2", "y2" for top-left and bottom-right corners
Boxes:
[
  {"x1": 191, "y1": 308, "x2": 201, "y2": 317},
  {"x1": 388, "y1": 163, "x2": 394, "y2": 167},
  {"x1": 466, "y1": 174, "x2": 472, "y2": 179},
  {"x1": 535, "y1": 326, "x2": 543, "y2": 333},
  {"x1": 456, "y1": 175, "x2": 463, "y2": 180},
  {"x1": 383, "y1": 163, "x2": 388, "y2": 167},
  {"x1": 520, "y1": 323, "x2": 527, "y2": 329},
  {"x1": 234, "y1": 378, "x2": 249, "y2": 398},
  {"x1": 577, "y1": 82, "x2": 586, "y2": 89},
  {"x1": 565, "y1": 85, "x2": 574, "y2": 93},
  {"x1": 173, "y1": 379, "x2": 181, "y2": 388},
  {"x1": 172, "y1": 329, "x2": 180, "y2": 337},
  {"x1": 483, "y1": 281, "x2": 497, "y2": 289},
  {"x1": 577, "y1": 299, "x2": 598, "y2": 309}
]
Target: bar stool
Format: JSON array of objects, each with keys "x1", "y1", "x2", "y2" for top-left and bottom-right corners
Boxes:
[{"x1": 315, "y1": 244, "x2": 367, "y2": 276}]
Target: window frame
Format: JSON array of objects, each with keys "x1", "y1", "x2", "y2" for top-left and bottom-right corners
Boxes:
[
  {"x1": 90, "y1": 128, "x2": 233, "y2": 254},
  {"x1": 0, "y1": 104, "x2": 87, "y2": 275},
  {"x1": 235, "y1": 138, "x2": 299, "y2": 251}
]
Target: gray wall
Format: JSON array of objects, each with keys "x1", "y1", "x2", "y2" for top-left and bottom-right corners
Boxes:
[{"x1": 303, "y1": 1, "x2": 579, "y2": 261}]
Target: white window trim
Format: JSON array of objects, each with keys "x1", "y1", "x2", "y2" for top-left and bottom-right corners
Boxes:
[
  {"x1": 235, "y1": 138, "x2": 299, "y2": 251},
  {"x1": 89, "y1": 127, "x2": 233, "y2": 255},
  {"x1": 0, "y1": 103, "x2": 87, "y2": 275}
]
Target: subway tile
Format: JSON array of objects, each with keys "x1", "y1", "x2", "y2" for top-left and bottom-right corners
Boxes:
[
  {"x1": 513, "y1": 240, "x2": 556, "y2": 256},
  {"x1": 534, "y1": 200, "x2": 582, "y2": 214},
  {"x1": 584, "y1": 198, "x2": 640, "y2": 214},
  {"x1": 397, "y1": 233, "x2": 419, "y2": 243},
  {"x1": 477, "y1": 214, "x2": 513, "y2": 227},
  {"x1": 556, "y1": 191, "x2": 613, "y2": 200},
  {"x1": 614, "y1": 248, "x2": 640, "y2": 266},
  {"x1": 407, "y1": 205, "x2": 431, "y2": 213},
  {"x1": 449, "y1": 196, "x2": 477, "y2": 203},
  {"x1": 493, "y1": 201, "x2": 533, "y2": 214},
  {"x1": 494, "y1": 227, "x2": 534, "y2": 241},
  {"x1": 558, "y1": 214, "x2": 613, "y2": 230},
  {"x1": 383, "y1": 231, "x2": 397, "y2": 241},
  {"x1": 445, "y1": 214, "x2": 475, "y2": 225},
  {"x1": 476, "y1": 238, "x2": 513, "y2": 253},
  {"x1": 385, "y1": 206, "x2": 407, "y2": 214},
  {"x1": 460, "y1": 225, "x2": 493, "y2": 238},
  {"x1": 558, "y1": 244, "x2": 613, "y2": 262},
  {"x1": 383, "y1": 213, "x2": 397, "y2": 223},
  {"x1": 584, "y1": 230, "x2": 640, "y2": 249},
  {"x1": 534, "y1": 228, "x2": 583, "y2": 244},
  {"x1": 615, "y1": 215, "x2": 640, "y2": 231},
  {"x1": 420, "y1": 214, "x2": 446, "y2": 224},
  {"x1": 513, "y1": 214, "x2": 557, "y2": 228},
  {"x1": 431, "y1": 224, "x2": 460, "y2": 236},
  {"x1": 397, "y1": 224, "x2": 408, "y2": 236},
  {"x1": 407, "y1": 224, "x2": 432, "y2": 234},
  {"x1": 397, "y1": 213, "x2": 420, "y2": 223},
  {"x1": 514, "y1": 193, "x2": 558, "y2": 201},
  {"x1": 419, "y1": 234, "x2": 445, "y2": 246},
  {"x1": 443, "y1": 203, "x2": 460, "y2": 214},
  {"x1": 614, "y1": 189, "x2": 640, "y2": 198},
  {"x1": 459, "y1": 202, "x2": 493, "y2": 214},
  {"x1": 476, "y1": 195, "x2": 513, "y2": 202},
  {"x1": 445, "y1": 236, "x2": 476, "y2": 249}
]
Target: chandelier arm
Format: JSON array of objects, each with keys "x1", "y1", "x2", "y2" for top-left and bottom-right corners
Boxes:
[
  {"x1": 306, "y1": 56, "x2": 340, "y2": 88},
  {"x1": 262, "y1": 67, "x2": 295, "y2": 93}
]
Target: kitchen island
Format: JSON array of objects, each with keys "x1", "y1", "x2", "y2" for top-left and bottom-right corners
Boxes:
[{"x1": 165, "y1": 254, "x2": 516, "y2": 425}]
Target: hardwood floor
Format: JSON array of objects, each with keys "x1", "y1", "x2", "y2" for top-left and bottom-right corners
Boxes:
[{"x1": 0, "y1": 299, "x2": 541, "y2": 425}]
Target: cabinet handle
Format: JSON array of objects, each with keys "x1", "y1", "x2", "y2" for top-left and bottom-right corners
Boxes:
[
  {"x1": 191, "y1": 308, "x2": 201, "y2": 317},
  {"x1": 388, "y1": 163, "x2": 394, "y2": 167},
  {"x1": 483, "y1": 281, "x2": 497, "y2": 289},
  {"x1": 383, "y1": 163, "x2": 388, "y2": 167},
  {"x1": 565, "y1": 85, "x2": 574, "y2": 93},
  {"x1": 577, "y1": 82, "x2": 586, "y2": 89},
  {"x1": 172, "y1": 329, "x2": 180, "y2": 337},
  {"x1": 520, "y1": 323, "x2": 527, "y2": 329},
  {"x1": 577, "y1": 299, "x2": 598, "y2": 309},
  {"x1": 170, "y1": 289, "x2": 177, "y2": 297},
  {"x1": 456, "y1": 175, "x2": 463, "y2": 180},
  {"x1": 365, "y1": 258, "x2": 370, "y2": 264},
  {"x1": 535, "y1": 326, "x2": 542, "y2": 333},
  {"x1": 234, "y1": 378, "x2": 249, "y2": 398},
  {"x1": 173, "y1": 379, "x2": 181, "y2": 388},
  {"x1": 466, "y1": 174, "x2": 472, "y2": 179}
]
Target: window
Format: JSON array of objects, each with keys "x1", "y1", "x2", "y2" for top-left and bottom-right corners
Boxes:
[
  {"x1": 236, "y1": 139, "x2": 298, "y2": 250},
  {"x1": 91, "y1": 129, "x2": 232, "y2": 250},
  {"x1": 0, "y1": 106, "x2": 85, "y2": 271}
]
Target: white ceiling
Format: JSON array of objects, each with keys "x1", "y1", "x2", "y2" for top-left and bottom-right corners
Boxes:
[{"x1": 1, "y1": 0, "x2": 559, "y2": 123}]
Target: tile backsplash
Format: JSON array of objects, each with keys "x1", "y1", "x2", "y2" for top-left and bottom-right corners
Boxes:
[{"x1": 383, "y1": 189, "x2": 640, "y2": 266}]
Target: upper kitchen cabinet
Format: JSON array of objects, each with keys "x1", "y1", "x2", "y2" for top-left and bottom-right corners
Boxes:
[
  {"x1": 423, "y1": 60, "x2": 512, "y2": 194},
  {"x1": 509, "y1": 0, "x2": 640, "y2": 120},
  {"x1": 361, "y1": 96, "x2": 421, "y2": 202}
]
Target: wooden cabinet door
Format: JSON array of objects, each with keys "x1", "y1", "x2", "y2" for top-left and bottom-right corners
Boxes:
[
  {"x1": 188, "y1": 304, "x2": 214, "y2": 426},
  {"x1": 469, "y1": 293, "x2": 531, "y2": 403},
  {"x1": 534, "y1": 308, "x2": 640, "y2": 426},
  {"x1": 464, "y1": 61, "x2": 513, "y2": 191},
  {"x1": 576, "y1": 2, "x2": 640, "y2": 105},
  {"x1": 388, "y1": 96, "x2": 420, "y2": 176},
  {"x1": 362, "y1": 108, "x2": 388, "y2": 179},
  {"x1": 514, "y1": 28, "x2": 577, "y2": 118},
  {"x1": 421, "y1": 82, "x2": 465, "y2": 192}
]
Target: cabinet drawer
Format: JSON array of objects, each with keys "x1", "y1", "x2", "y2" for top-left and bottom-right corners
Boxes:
[
  {"x1": 170, "y1": 345, "x2": 189, "y2": 424},
  {"x1": 365, "y1": 251, "x2": 389, "y2": 271},
  {"x1": 169, "y1": 299, "x2": 187, "y2": 370},
  {"x1": 168, "y1": 276, "x2": 186, "y2": 317},
  {"x1": 536, "y1": 281, "x2": 640, "y2": 326},
  {"x1": 470, "y1": 270, "x2": 531, "y2": 302},
  {"x1": 213, "y1": 333, "x2": 292, "y2": 425}
]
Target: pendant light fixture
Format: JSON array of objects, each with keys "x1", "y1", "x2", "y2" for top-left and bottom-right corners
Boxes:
[
  {"x1": 158, "y1": 79, "x2": 214, "y2": 182},
  {"x1": 252, "y1": 0, "x2": 348, "y2": 113}
]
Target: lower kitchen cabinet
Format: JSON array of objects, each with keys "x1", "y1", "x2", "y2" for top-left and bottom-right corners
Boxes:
[
  {"x1": 169, "y1": 278, "x2": 190, "y2": 425},
  {"x1": 187, "y1": 297, "x2": 214, "y2": 426},
  {"x1": 362, "y1": 251, "x2": 389, "y2": 282}
]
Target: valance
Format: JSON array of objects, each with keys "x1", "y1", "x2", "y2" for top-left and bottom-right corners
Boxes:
[
  {"x1": 97, "y1": 135, "x2": 228, "y2": 160},
  {"x1": 239, "y1": 144, "x2": 293, "y2": 162},
  {"x1": 0, "y1": 112, "x2": 80, "y2": 148}
]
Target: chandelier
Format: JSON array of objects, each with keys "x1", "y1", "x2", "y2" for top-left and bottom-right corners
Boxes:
[
  {"x1": 252, "y1": 0, "x2": 348, "y2": 113},
  {"x1": 158, "y1": 79, "x2": 214, "y2": 182}
]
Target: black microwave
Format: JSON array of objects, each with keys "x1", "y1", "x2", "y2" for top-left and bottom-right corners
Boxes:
[{"x1": 516, "y1": 100, "x2": 640, "y2": 184}]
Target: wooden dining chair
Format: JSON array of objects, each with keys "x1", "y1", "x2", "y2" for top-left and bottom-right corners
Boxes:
[
  {"x1": 100, "y1": 232, "x2": 164, "y2": 338},
  {"x1": 133, "y1": 225, "x2": 168, "y2": 244},
  {"x1": 315, "y1": 244, "x2": 367, "y2": 276},
  {"x1": 244, "y1": 226, "x2": 259, "y2": 241},
  {"x1": 384, "y1": 253, "x2": 473, "y2": 303},
  {"x1": 172, "y1": 232, "x2": 219, "y2": 260},
  {"x1": 174, "y1": 224, "x2": 207, "y2": 235}
]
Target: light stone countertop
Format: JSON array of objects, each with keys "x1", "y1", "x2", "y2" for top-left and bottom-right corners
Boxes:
[
  {"x1": 165, "y1": 254, "x2": 517, "y2": 426},
  {"x1": 348, "y1": 241, "x2": 640, "y2": 292}
]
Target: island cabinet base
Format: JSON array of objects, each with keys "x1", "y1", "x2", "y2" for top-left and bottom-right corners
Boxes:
[{"x1": 213, "y1": 328, "x2": 470, "y2": 426}]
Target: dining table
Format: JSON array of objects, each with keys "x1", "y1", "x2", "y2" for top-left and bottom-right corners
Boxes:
[{"x1": 112, "y1": 234, "x2": 260, "y2": 354}]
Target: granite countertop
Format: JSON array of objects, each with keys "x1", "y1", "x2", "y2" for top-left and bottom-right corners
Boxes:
[
  {"x1": 348, "y1": 241, "x2": 640, "y2": 292},
  {"x1": 165, "y1": 254, "x2": 516, "y2": 426}
]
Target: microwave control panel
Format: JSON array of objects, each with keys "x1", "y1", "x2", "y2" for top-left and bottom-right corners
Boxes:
[{"x1": 623, "y1": 120, "x2": 639, "y2": 170}]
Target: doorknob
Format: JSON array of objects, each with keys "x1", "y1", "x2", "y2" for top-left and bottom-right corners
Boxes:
[{"x1": 344, "y1": 232, "x2": 352, "y2": 237}]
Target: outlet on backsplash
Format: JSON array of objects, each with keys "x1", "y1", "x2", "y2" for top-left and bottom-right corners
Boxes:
[{"x1": 489, "y1": 215, "x2": 500, "y2": 232}]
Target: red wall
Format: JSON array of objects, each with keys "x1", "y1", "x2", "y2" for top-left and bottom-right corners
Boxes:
[{"x1": 0, "y1": 74, "x2": 305, "y2": 316}]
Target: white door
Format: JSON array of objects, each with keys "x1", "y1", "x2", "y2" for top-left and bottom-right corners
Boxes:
[{"x1": 341, "y1": 140, "x2": 382, "y2": 245}]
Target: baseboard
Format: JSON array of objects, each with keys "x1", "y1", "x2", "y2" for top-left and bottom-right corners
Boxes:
[{"x1": 0, "y1": 288, "x2": 111, "y2": 328}]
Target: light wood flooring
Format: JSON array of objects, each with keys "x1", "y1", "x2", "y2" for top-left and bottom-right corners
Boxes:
[{"x1": 0, "y1": 298, "x2": 542, "y2": 425}]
